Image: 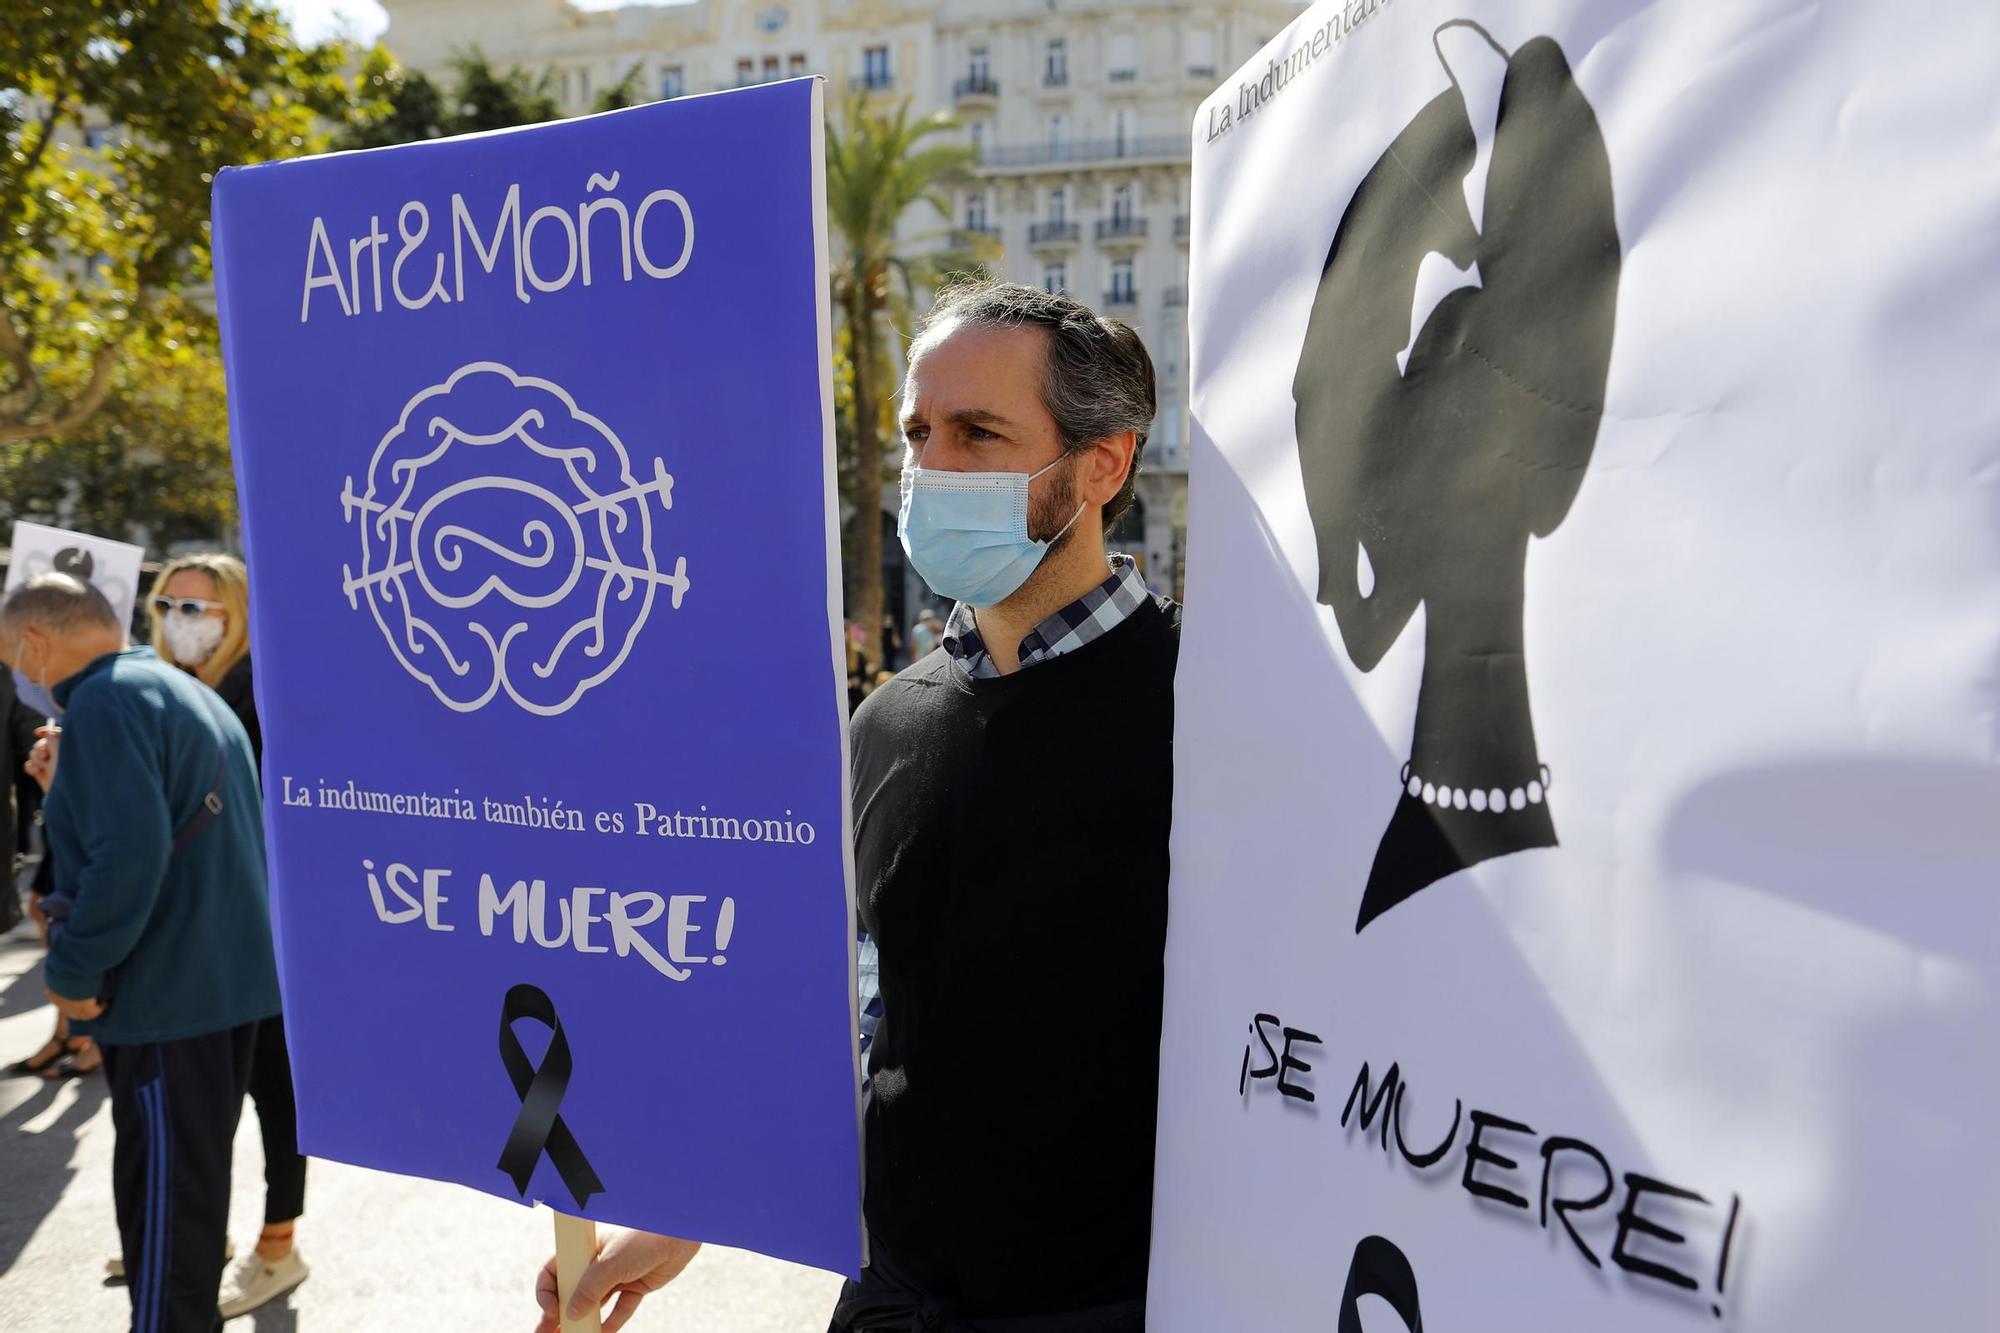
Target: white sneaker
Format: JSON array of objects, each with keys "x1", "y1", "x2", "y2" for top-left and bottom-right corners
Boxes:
[{"x1": 217, "y1": 1248, "x2": 309, "y2": 1318}]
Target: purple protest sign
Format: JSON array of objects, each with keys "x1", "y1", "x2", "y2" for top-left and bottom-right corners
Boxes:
[{"x1": 212, "y1": 79, "x2": 861, "y2": 1274}]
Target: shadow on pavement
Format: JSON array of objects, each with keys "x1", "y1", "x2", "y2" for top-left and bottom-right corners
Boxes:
[
  {"x1": 0, "y1": 1067, "x2": 108, "y2": 1278},
  {"x1": 0, "y1": 926, "x2": 53, "y2": 1026},
  {"x1": 249, "y1": 1297, "x2": 301, "y2": 1332}
]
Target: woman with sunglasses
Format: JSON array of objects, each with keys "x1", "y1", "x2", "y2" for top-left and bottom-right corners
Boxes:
[{"x1": 146, "y1": 554, "x2": 310, "y2": 1317}]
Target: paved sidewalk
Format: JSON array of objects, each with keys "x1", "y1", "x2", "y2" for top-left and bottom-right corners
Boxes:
[{"x1": 0, "y1": 923, "x2": 843, "y2": 1331}]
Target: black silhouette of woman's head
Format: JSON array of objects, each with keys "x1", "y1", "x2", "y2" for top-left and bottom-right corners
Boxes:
[
  {"x1": 1293, "y1": 23, "x2": 1621, "y2": 931},
  {"x1": 53, "y1": 547, "x2": 96, "y2": 583}
]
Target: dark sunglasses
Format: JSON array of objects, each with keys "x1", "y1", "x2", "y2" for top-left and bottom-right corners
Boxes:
[{"x1": 150, "y1": 596, "x2": 224, "y2": 618}]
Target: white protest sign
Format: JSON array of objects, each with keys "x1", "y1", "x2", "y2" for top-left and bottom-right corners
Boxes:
[
  {"x1": 4, "y1": 521, "x2": 147, "y2": 631},
  {"x1": 1155, "y1": 0, "x2": 2000, "y2": 1328}
]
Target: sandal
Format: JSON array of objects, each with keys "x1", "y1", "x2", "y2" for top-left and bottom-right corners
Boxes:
[
  {"x1": 5, "y1": 1035, "x2": 67, "y2": 1077},
  {"x1": 41, "y1": 1037, "x2": 101, "y2": 1080}
]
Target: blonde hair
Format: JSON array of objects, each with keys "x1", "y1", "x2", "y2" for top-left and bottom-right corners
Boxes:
[{"x1": 150, "y1": 553, "x2": 251, "y2": 686}]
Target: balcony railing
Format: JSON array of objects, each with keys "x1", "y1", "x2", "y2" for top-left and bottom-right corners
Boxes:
[
  {"x1": 950, "y1": 225, "x2": 1001, "y2": 248},
  {"x1": 1095, "y1": 216, "x2": 1150, "y2": 243},
  {"x1": 1044, "y1": 68, "x2": 1069, "y2": 88},
  {"x1": 849, "y1": 74, "x2": 895, "y2": 93},
  {"x1": 1187, "y1": 65, "x2": 1217, "y2": 80},
  {"x1": 1108, "y1": 69, "x2": 1139, "y2": 83},
  {"x1": 953, "y1": 74, "x2": 999, "y2": 100},
  {"x1": 1103, "y1": 288, "x2": 1139, "y2": 310},
  {"x1": 979, "y1": 136, "x2": 1186, "y2": 168},
  {"x1": 1028, "y1": 221, "x2": 1080, "y2": 246},
  {"x1": 1163, "y1": 285, "x2": 1187, "y2": 308}
]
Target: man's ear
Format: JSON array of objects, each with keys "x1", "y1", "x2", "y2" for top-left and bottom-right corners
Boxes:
[
  {"x1": 7, "y1": 624, "x2": 39, "y2": 673},
  {"x1": 1082, "y1": 430, "x2": 1138, "y2": 507}
]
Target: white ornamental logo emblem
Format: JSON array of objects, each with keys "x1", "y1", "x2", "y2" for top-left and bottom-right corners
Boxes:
[{"x1": 341, "y1": 361, "x2": 690, "y2": 715}]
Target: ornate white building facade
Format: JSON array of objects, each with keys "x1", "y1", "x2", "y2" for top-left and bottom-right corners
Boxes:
[{"x1": 380, "y1": 0, "x2": 1301, "y2": 609}]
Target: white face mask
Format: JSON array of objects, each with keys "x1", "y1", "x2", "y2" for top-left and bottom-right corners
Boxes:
[{"x1": 163, "y1": 615, "x2": 226, "y2": 666}]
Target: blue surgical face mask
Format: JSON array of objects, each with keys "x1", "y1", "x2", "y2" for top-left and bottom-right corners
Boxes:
[
  {"x1": 11, "y1": 638, "x2": 59, "y2": 718},
  {"x1": 898, "y1": 454, "x2": 1087, "y2": 607}
]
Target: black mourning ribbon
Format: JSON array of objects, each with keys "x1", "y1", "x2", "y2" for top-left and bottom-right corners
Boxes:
[
  {"x1": 1339, "y1": 1235, "x2": 1424, "y2": 1333},
  {"x1": 497, "y1": 983, "x2": 605, "y2": 1208}
]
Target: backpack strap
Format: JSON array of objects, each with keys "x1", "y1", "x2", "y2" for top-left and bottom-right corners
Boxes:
[{"x1": 170, "y1": 688, "x2": 235, "y2": 864}]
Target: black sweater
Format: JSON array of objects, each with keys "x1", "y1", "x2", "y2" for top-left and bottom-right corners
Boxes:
[
  {"x1": 216, "y1": 655, "x2": 261, "y2": 767},
  {"x1": 849, "y1": 594, "x2": 1180, "y2": 1317}
]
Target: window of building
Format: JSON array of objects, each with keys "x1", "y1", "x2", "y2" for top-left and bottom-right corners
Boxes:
[
  {"x1": 1049, "y1": 187, "x2": 1067, "y2": 225},
  {"x1": 1187, "y1": 29, "x2": 1216, "y2": 77},
  {"x1": 1111, "y1": 184, "x2": 1134, "y2": 226},
  {"x1": 1048, "y1": 113, "x2": 1069, "y2": 155},
  {"x1": 660, "y1": 64, "x2": 685, "y2": 98},
  {"x1": 864, "y1": 45, "x2": 891, "y2": 89},
  {"x1": 789, "y1": 53, "x2": 808, "y2": 76},
  {"x1": 1045, "y1": 38, "x2": 1068, "y2": 86},
  {"x1": 970, "y1": 119, "x2": 989, "y2": 159},
  {"x1": 1044, "y1": 262, "x2": 1067, "y2": 294},
  {"x1": 1108, "y1": 32, "x2": 1138, "y2": 80},
  {"x1": 1110, "y1": 257, "x2": 1136, "y2": 302},
  {"x1": 579, "y1": 68, "x2": 592, "y2": 101},
  {"x1": 737, "y1": 58, "x2": 756, "y2": 86},
  {"x1": 763, "y1": 55, "x2": 781, "y2": 81},
  {"x1": 965, "y1": 192, "x2": 987, "y2": 231},
  {"x1": 969, "y1": 44, "x2": 990, "y2": 82},
  {"x1": 1107, "y1": 493, "x2": 1146, "y2": 551},
  {"x1": 1113, "y1": 108, "x2": 1136, "y2": 156}
]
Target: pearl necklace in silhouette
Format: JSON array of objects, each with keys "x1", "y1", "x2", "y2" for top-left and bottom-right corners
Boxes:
[{"x1": 1400, "y1": 762, "x2": 1552, "y2": 814}]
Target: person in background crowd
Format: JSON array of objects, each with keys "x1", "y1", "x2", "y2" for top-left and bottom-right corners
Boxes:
[
  {"x1": 908, "y1": 607, "x2": 943, "y2": 661},
  {"x1": 879, "y1": 614, "x2": 904, "y2": 672},
  {"x1": 3, "y1": 572, "x2": 280, "y2": 1333},
  {"x1": 535, "y1": 280, "x2": 1175, "y2": 1332},
  {"x1": 148, "y1": 554, "x2": 310, "y2": 1317},
  {"x1": 1, "y1": 665, "x2": 37, "y2": 933},
  {"x1": 2, "y1": 627, "x2": 103, "y2": 1080},
  {"x1": 845, "y1": 622, "x2": 872, "y2": 713}
]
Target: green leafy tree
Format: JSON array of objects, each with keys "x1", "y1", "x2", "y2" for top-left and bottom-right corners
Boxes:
[
  {"x1": 0, "y1": 1, "x2": 351, "y2": 446},
  {"x1": 0, "y1": 307, "x2": 239, "y2": 545},
  {"x1": 447, "y1": 49, "x2": 560, "y2": 130},
  {"x1": 339, "y1": 47, "x2": 565, "y2": 149},
  {"x1": 824, "y1": 94, "x2": 976, "y2": 641},
  {"x1": 591, "y1": 61, "x2": 648, "y2": 114},
  {"x1": 339, "y1": 47, "x2": 452, "y2": 148}
]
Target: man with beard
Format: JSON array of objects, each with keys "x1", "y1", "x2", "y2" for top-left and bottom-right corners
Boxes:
[{"x1": 534, "y1": 282, "x2": 1177, "y2": 1333}]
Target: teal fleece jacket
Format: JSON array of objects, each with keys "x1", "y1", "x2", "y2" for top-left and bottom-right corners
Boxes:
[{"x1": 42, "y1": 648, "x2": 280, "y2": 1044}]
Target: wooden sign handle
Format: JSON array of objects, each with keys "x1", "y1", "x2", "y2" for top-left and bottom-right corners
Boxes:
[{"x1": 554, "y1": 1212, "x2": 603, "y2": 1333}]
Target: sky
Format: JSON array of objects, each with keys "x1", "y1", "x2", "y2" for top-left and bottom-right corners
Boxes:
[
  {"x1": 272, "y1": 0, "x2": 688, "y2": 47},
  {"x1": 272, "y1": 0, "x2": 387, "y2": 44}
]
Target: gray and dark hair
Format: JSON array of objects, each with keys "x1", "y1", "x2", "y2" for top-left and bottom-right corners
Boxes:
[
  {"x1": 1, "y1": 572, "x2": 121, "y2": 636},
  {"x1": 922, "y1": 279, "x2": 1156, "y2": 533}
]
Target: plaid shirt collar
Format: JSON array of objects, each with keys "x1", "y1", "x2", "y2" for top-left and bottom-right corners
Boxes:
[{"x1": 941, "y1": 554, "x2": 1149, "y2": 679}]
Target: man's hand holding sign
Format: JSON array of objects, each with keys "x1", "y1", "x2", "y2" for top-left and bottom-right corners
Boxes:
[{"x1": 533, "y1": 1231, "x2": 697, "y2": 1333}]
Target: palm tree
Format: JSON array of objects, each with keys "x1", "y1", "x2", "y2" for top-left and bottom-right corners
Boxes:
[{"x1": 824, "y1": 94, "x2": 980, "y2": 660}]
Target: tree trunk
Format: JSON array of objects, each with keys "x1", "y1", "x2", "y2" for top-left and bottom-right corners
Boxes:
[
  {"x1": 0, "y1": 333, "x2": 124, "y2": 446},
  {"x1": 846, "y1": 282, "x2": 885, "y2": 672}
]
